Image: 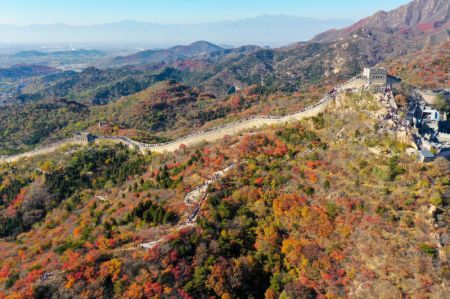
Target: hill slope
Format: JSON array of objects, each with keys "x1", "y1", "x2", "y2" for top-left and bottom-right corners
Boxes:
[
  {"x1": 0, "y1": 91, "x2": 448, "y2": 298},
  {"x1": 313, "y1": 0, "x2": 450, "y2": 44},
  {"x1": 0, "y1": 65, "x2": 59, "y2": 80},
  {"x1": 382, "y1": 41, "x2": 450, "y2": 89}
]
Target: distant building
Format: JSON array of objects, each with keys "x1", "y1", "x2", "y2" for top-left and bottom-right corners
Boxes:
[
  {"x1": 421, "y1": 109, "x2": 440, "y2": 122},
  {"x1": 418, "y1": 149, "x2": 435, "y2": 163},
  {"x1": 362, "y1": 68, "x2": 387, "y2": 86}
]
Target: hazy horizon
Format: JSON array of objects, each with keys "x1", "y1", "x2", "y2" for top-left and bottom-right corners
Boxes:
[
  {"x1": 0, "y1": 14, "x2": 353, "y2": 27},
  {"x1": 0, "y1": 15, "x2": 355, "y2": 47},
  {"x1": 0, "y1": 0, "x2": 410, "y2": 26},
  {"x1": 0, "y1": 0, "x2": 413, "y2": 46}
]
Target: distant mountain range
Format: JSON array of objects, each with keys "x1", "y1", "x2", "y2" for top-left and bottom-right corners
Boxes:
[
  {"x1": 0, "y1": 15, "x2": 353, "y2": 46},
  {"x1": 109, "y1": 41, "x2": 258, "y2": 67}
]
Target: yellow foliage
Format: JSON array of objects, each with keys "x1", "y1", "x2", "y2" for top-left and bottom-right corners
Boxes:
[
  {"x1": 5, "y1": 292, "x2": 24, "y2": 299},
  {"x1": 301, "y1": 206, "x2": 309, "y2": 218},
  {"x1": 222, "y1": 293, "x2": 232, "y2": 299},
  {"x1": 164, "y1": 286, "x2": 173, "y2": 294},
  {"x1": 339, "y1": 225, "x2": 351, "y2": 238},
  {"x1": 65, "y1": 276, "x2": 76, "y2": 289},
  {"x1": 301, "y1": 256, "x2": 309, "y2": 269},
  {"x1": 18, "y1": 250, "x2": 26, "y2": 261},
  {"x1": 100, "y1": 258, "x2": 122, "y2": 281}
]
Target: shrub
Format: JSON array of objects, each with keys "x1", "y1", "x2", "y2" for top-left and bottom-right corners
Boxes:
[
  {"x1": 429, "y1": 193, "x2": 443, "y2": 206},
  {"x1": 419, "y1": 244, "x2": 437, "y2": 257}
]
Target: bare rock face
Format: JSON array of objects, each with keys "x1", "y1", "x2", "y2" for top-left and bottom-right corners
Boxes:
[
  {"x1": 368, "y1": 0, "x2": 450, "y2": 28},
  {"x1": 395, "y1": 130, "x2": 414, "y2": 145}
]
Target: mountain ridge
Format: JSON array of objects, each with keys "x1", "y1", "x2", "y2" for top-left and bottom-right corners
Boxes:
[
  {"x1": 110, "y1": 41, "x2": 226, "y2": 67},
  {"x1": 313, "y1": 0, "x2": 450, "y2": 42},
  {"x1": 0, "y1": 15, "x2": 353, "y2": 46}
]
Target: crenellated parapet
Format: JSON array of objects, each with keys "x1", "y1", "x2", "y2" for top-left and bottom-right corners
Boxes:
[{"x1": 0, "y1": 90, "x2": 336, "y2": 163}]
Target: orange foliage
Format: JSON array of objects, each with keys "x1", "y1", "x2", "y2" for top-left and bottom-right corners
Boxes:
[
  {"x1": 99, "y1": 258, "x2": 122, "y2": 282},
  {"x1": 124, "y1": 283, "x2": 143, "y2": 299},
  {"x1": 273, "y1": 194, "x2": 307, "y2": 218},
  {"x1": 62, "y1": 250, "x2": 81, "y2": 271},
  {"x1": 254, "y1": 177, "x2": 264, "y2": 186}
]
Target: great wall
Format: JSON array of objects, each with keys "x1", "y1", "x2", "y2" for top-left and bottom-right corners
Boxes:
[
  {"x1": 0, "y1": 94, "x2": 333, "y2": 164},
  {"x1": 2, "y1": 71, "x2": 446, "y2": 164}
]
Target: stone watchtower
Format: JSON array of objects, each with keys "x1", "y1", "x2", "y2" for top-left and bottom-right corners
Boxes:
[{"x1": 362, "y1": 68, "x2": 387, "y2": 86}]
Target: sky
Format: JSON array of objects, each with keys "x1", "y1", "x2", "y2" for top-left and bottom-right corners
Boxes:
[{"x1": 0, "y1": 0, "x2": 412, "y2": 25}]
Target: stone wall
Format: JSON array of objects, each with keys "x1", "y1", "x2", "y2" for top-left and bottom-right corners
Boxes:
[
  {"x1": 0, "y1": 138, "x2": 89, "y2": 164},
  {"x1": 0, "y1": 98, "x2": 332, "y2": 163}
]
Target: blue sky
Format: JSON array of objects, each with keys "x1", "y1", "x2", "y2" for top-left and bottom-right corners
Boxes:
[{"x1": 0, "y1": 0, "x2": 411, "y2": 25}]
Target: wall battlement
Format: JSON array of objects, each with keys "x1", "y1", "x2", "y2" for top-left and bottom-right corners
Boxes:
[{"x1": 1, "y1": 75, "x2": 361, "y2": 164}]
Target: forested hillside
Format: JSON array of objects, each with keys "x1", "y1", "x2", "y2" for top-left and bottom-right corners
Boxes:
[
  {"x1": 0, "y1": 92, "x2": 448, "y2": 298},
  {"x1": 19, "y1": 66, "x2": 184, "y2": 105},
  {"x1": 0, "y1": 99, "x2": 89, "y2": 155},
  {"x1": 383, "y1": 41, "x2": 450, "y2": 89},
  {"x1": 0, "y1": 80, "x2": 328, "y2": 155}
]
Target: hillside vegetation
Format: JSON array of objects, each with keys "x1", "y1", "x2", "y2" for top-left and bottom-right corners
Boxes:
[
  {"x1": 0, "y1": 80, "x2": 327, "y2": 155},
  {"x1": 383, "y1": 41, "x2": 450, "y2": 89},
  {"x1": 0, "y1": 92, "x2": 448, "y2": 298}
]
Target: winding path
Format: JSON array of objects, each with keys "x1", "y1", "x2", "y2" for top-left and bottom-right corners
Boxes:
[{"x1": 137, "y1": 161, "x2": 237, "y2": 250}]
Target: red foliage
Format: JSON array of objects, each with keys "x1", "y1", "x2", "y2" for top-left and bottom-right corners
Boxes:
[
  {"x1": 62, "y1": 250, "x2": 81, "y2": 271},
  {"x1": 0, "y1": 265, "x2": 10, "y2": 280},
  {"x1": 144, "y1": 245, "x2": 160, "y2": 262},
  {"x1": 169, "y1": 249, "x2": 179, "y2": 263},
  {"x1": 178, "y1": 289, "x2": 194, "y2": 299},
  {"x1": 416, "y1": 22, "x2": 434, "y2": 32},
  {"x1": 254, "y1": 177, "x2": 264, "y2": 186},
  {"x1": 228, "y1": 95, "x2": 242, "y2": 110},
  {"x1": 143, "y1": 281, "x2": 163, "y2": 297},
  {"x1": 6, "y1": 188, "x2": 27, "y2": 217},
  {"x1": 171, "y1": 265, "x2": 183, "y2": 280},
  {"x1": 13, "y1": 269, "x2": 43, "y2": 291}
]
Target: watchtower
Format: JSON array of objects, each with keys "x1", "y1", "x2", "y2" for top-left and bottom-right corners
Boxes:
[{"x1": 362, "y1": 68, "x2": 387, "y2": 86}]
